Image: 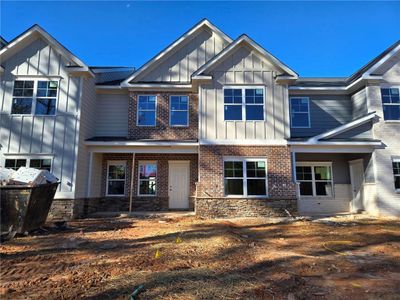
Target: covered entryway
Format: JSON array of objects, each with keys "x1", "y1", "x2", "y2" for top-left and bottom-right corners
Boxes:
[{"x1": 168, "y1": 161, "x2": 190, "y2": 209}]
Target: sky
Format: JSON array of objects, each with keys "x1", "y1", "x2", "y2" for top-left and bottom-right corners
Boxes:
[{"x1": 1, "y1": 1, "x2": 399, "y2": 77}]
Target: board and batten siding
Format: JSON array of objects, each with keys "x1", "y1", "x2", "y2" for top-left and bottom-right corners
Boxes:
[
  {"x1": 199, "y1": 45, "x2": 290, "y2": 142},
  {"x1": 290, "y1": 94, "x2": 353, "y2": 137},
  {"x1": 94, "y1": 93, "x2": 129, "y2": 137},
  {"x1": 0, "y1": 37, "x2": 83, "y2": 199},
  {"x1": 139, "y1": 29, "x2": 229, "y2": 83}
]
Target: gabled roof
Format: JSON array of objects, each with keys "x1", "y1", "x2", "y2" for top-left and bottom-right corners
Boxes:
[
  {"x1": 0, "y1": 36, "x2": 8, "y2": 49},
  {"x1": 192, "y1": 34, "x2": 298, "y2": 78},
  {"x1": 0, "y1": 24, "x2": 88, "y2": 69},
  {"x1": 122, "y1": 19, "x2": 232, "y2": 86}
]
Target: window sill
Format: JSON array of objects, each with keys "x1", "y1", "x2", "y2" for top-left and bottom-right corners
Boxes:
[
  {"x1": 384, "y1": 120, "x2": 400, "y2": 123},
  {"x1": 224, "y1": 120, "x2": 265, "y2": 122},
  {"x1": 137, "y1": 194, "x2": 157, "y2": 197},
  {"x1": 106, "y1": 194, "x2": 126, "y2": 197},
  {"x1": 224, "y1": 195, "x2": 269, "y2": 199}
]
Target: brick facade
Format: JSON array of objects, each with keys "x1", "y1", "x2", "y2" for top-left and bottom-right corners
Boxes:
[
  {"x1": 87, "y1": 153, "x2": 199, "y2": 213},
  {"x1": 128, "y1": 91, "x2": 198, "y2": 140},
  {"x1": 196, "y1": 145, "x2": 297, "y2": 218}
]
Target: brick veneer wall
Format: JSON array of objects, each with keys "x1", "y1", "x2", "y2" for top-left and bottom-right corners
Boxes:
[
  {"x1": 128, "y1": 91, "x2": 198, "y2": 140},
  {"x1": 196, "y1": 145, "x2": 297, "y2": 218},
  {"x1": 90, "y1": 153, "x2": 198, "y2": 213}
]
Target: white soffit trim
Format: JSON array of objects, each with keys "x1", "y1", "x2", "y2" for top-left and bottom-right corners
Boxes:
[
  {"x1": 200, "y1": 139, "x2": 288, "y2": 146},
  {"x1": 289, "y1": 141, "x2": 382, "y2": 146},
  {"x1": 0, "y1": 25, "x2": 89, "y2": 70},
  {"x1": 122, "y1": 19, "x2": 232, "y2": 86},
  {"x1": 85, "y1": 141, "x2": 199, "y2": 147},
  {"x1": 290, "y1": 144, "x2": 378, "y2": 153},
  {"x1": 192, "y1": 35, "x2": 298, "y2": 78},
  {"x1": 308, "y1": 112, "x2": 376, "y2": 142}
]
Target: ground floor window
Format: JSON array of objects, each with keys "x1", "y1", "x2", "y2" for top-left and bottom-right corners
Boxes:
[
  {"x1": 106, "y1": 161, "x2": 126, "y2": 196},
  {"x1": 224, "y1": 158, "x2": 267, "y2": 197},
  {"x1": 393, "y1": 159, "x2": 400, "y2": 191},
  {"x1": 138, "y1": 161, "x2": 157, "y2": 196},
  {"x1": 4, "y1": 158, "x2": 52, "y2": 171},
  {"x1": 296, "y1": 162, "x2": 333, "y2": 197}
]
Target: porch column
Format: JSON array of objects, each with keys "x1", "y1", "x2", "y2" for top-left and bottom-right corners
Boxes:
[
  {"x1": 129, "y1": 153, "x2": 136, "y2": 212},
  {"x1": 291, "y1": 151, "x2": 297, "y2": 182},
  {"x1": 86, "y1": 151, "x2": 93, "y2": 198}
]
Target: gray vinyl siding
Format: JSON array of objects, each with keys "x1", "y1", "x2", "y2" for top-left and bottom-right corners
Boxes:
[
  {"x1": 199, "y1": 45, "x2": 289, "y2": 141},
  {"x1": 351, "y1": 88, "x2": 367, "y2": 119},
  {"x1": 139, "y1": 29, "x2": 229, "y2": 83},
  {"x1": 95, "y1": 93, "x2": 129, "y2": 137},
  {"x1": 290, "y1": 94, "x2": 353, "y2": 137},
  {"x1": 0, "y1": 37, "x2": 82, "y2": 199}
]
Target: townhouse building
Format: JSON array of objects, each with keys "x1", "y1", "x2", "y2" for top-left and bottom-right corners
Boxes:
[{"x1": 0, "y1": 20, "x2": 399, "y2": 218}]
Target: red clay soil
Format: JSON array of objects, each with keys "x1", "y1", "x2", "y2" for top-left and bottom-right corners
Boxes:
[{"x1": 0, "y1": 216, "x2": 399, "y2": 300}]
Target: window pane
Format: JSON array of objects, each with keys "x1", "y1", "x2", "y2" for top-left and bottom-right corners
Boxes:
[
  {"x1": 296, "y1": 166, "x2": 312, "y2": 180},
  {"x1": 108, "y1": 165, "x2": 126, "y2": 180},
  {"x1": 12, "y1": 98, "x2": 32, "y2": 114},
  {"x1": 108, "y1": 181, "x2": 125, "y2": 195},
  {"x1": 224, "y1": 161, "x2": 243, "y2": 177},
  {"x1": 314, "y1": 166, "x2": 331, "y2": 180},
  {"x1": 299, "y1": 181, "x2": 313, "y2": 195},
  {"x1": 16, "y1": 159, "x2": 27, "y2": 168},
  {"x1": 315, "y1": 182, "x2": 333, "y2": 196},
  {"x1": 224, "y1": 105, "x2": 242, "y2": 120},
  {"x1": 393, "y1": 162, "x2": 400, "y2": 175},
  {"x1": 13, "y1": 80, "x2": 33, "y2": 97},
  {"x1": 139, "y1": 163, "x2": 157, "y2": 179},
  {"x1": 5, "y1": 159, "x2": 16, "y2": 169},
  {"x1": 291, "y1": 113, "x2": 309, "y2": 127},
  {"x1": 247, "y1": 179, "x2": 266, "y2": 195},
  {"x1": 29, "y1": 159, "x2": 41, "y2": 168},
  {"x1": 246, "y1": 161, "x2": 266, "y2": 177},
  {"x1": 170, "y1": 111, "x2": 188, "y2": 126},
  {"x1": 139, "y1": 180, "x2": 156, "y2": 195},
  {"x1": 224, "y1": 89, "x2": 242, "y2": 104},
  {"x1": 138, "y1": 111, "x2": 156, "y2": 126},
  {"x1": 35, "y1": 99, "x2": 56, "y2": 115},
  {"x1": 395, "y1": 176, "x2": 400, "y2": 189},
  {"x1": 246, "y1": 105, "x2": 264, "y2": 121},
  {"x1": 138, "y1": 95, "x2": 156, "y2": 110},
  {"x1": 224, "y1": 179, "x2": 243, "y2": 195},
  {"x1": 383, "y1": 105, "x2": 400, "y2": 120},
  {"x1": 245, "y1": 89, "x2": 264, "y2": 104}
]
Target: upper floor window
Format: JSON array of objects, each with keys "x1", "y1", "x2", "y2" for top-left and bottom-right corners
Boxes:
[
  {"x1": 381, "y1": 88, "x2": 400, "y2": 120},
  {"x1": 392, "y1": 159, "x2": 400, "y2": 191},
  {"x1": 290, "y1": 97, "x2": 310, "y2": 128},
  {"x1": 296, "y1": 163, "x2": 333, "y2": 197},
  {"x1": 224, "y1": 87, "x2": 264, "y2": 121},
  {"x1": 4, "y1": 158, "x2": 52, "y2": 171},
  {"x1": 137, "y1": 95, "x2": 156, "y2": 126},
  {"x1": 12, "y1": 80, "x2": 58, "y2": 115},
  {"x1": 170, "y1": 95, "x2": 189, "y2": 126},
  {"x1": 224, "y1": 158, "x2": 267, "y2": 197}
]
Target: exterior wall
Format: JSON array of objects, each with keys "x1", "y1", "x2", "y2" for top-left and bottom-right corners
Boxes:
[
  {"x1": 95, "y1": 92, "x2": 129, "y2": 137},
  {"x1": 82, "y1": 153, "x2": 198, "y2": 214},
  {"x1": 0, "y1": 37, "x2": 83, "y2": 199},
  {"x1": 199, "y1": 46, "x2": 290, "y2": 142},
  {"x1": 290, "y1": 94, "x2": 353, "y2": 137},
  {"x1": 351, "y1": 88, "x2": 367, "y2": 119},
  {"x1": 196, "y1": 145, "x2": 297, "y2": 218},
  {"x1": 138, "y1": 28, "x2": 229, "y2": 83},
  {"x1": 128, "y1": 91, "x2": 198, "y2": 140}
]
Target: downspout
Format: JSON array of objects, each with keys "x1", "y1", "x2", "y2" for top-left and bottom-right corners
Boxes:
[{"x1": 129, "y1": 153, "x2": 135, "y2": 213}]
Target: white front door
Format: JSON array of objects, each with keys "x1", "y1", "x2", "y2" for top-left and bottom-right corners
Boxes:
[
  {"x1": 168, "y1": 161, "x2": 190, "y2": 209},
  {"x1": 349, "y1": 159, "x2": 364, "y2": 212}
]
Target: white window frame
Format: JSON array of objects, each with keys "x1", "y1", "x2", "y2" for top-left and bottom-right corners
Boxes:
[
  {"x1": 11, "y1": 78, "x2": 59, "y2": 116},
  {"x1": 137, "y1": 160, "x2": 157, "y2": 197},
  {"x1": 289, "y1": 97, "x2": 311, "y2": 128},
  {"x1": 380, "y1": 86, "x2": 400, "y2": 122},
  {"x1": 2, "y1": 156, "x2": 53, "y2": 172},
  {"x1": 296, "y1": 162, "x2": 334, "y2": 198},
  {"x1": 223, "y1": 86, "x2": 266, "y2": 122},
  {"x1": 223, "y1": 157, "x2": 268, "y2": 198},
  {"x1": 393, "y1": 158, "x2": 400, "y2": 193},
  {"x1": 169, "y1": 95, "x2": 189, "y2": 127},
  {"x1": 106, "y1": 160, "x2": 127, "y2": 197},
  {"x1": 137, "y1": 95, "x2": 157, "y2": 126}
]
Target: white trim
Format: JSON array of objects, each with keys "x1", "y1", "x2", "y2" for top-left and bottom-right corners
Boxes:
[
  {"x1": 136, "y1": 95, "x2": 157, "y2": 127},
  {"x1": 296, "y1": 162, "x2": 334, "y2": 198},
  {"x1": 169, "y1": 95, "x2": 189, "y2": 127},
  {"x1": 106, "y1": 160, "x2": 127, "y2": 197},
  {"x1": 85, "y1": 140, "x2": 198, "y2": 147},
  {"x1": 122, "y1": 19, "x2": 232, "y2": 86},
  {"x1": 289, "y1": 141, "x2": 381, "y2": 146},
  {"x1": 222, "y1": 86, "x2": 266, "y2": 121},
  {"x1": 290, "y1": 145, "x2": 377, "y2": 153},
  {"x1": 200, "y1": 139, "x2": 287, "y2": 146},
  {"x1": 392, "y1": 158, "x2": 400, "y2": 192},
  {"x1": 0, "y1": 25, "x2": 88, "y2": 69},
  {"x1": 137, "y1": 160, "x2": 157, "y2": 197},
  {"x1": 308, "y1": 113, "x2": 376, "y2": 142},
  {"x1": 289, "y1": 97, "x2": 311, "y2": 128},
  {"x1": 366, "y1": 43, "x2": 400, "y2": 76},
  {"x1": 223, "y1": 156, "x2": 268, "y2": 198},
  {"x1": 193, "y1": 35, "x2": 298, "y2": 78},
  {"x1": 88, "y1": 146, "x2": 198, "y2": 154}
]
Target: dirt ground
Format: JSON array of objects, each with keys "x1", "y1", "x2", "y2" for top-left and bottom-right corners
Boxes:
[{"x1": 1, "y1": 215, "x2": 399, "y2": 300}]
